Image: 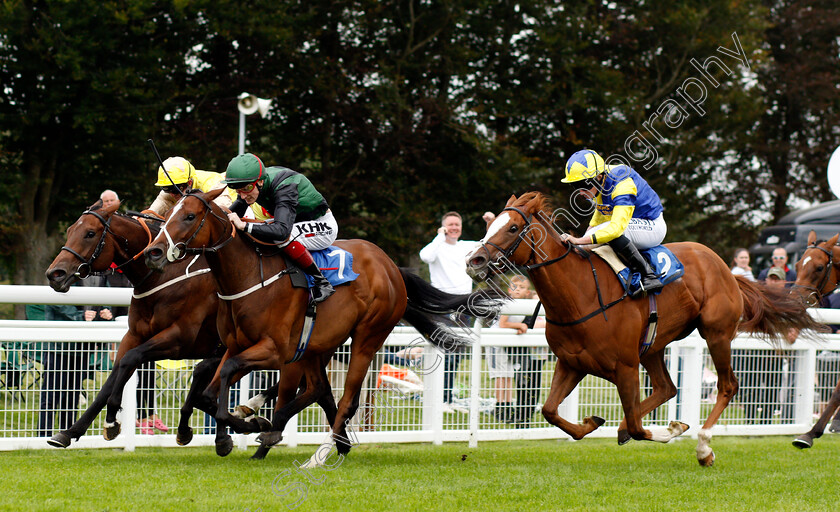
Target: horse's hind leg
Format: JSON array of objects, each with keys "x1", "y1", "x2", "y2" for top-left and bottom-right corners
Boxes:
[
  {"x1": 697, "y1": 330, "x2": 740, "y2": 466},
  {"x1": 793, "y1": 375, "x2": 840, "y2": 449},
  {"x1": 541, "y1": 360, "x2": 603, "y2": 439},
  {"x1": 617, "y1": 351, "x2": 687, "y2": 445}
]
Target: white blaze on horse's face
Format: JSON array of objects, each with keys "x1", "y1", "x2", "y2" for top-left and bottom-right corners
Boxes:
[
  {"x1": 163, "y1": 200, "x2": 186, "y2": 262},
  {"x1": 480, "y1": 212, "x2": 512, "y2": 244},
  {"x1": 801, "y1": 256, "x2": 812, "y2": 270}
]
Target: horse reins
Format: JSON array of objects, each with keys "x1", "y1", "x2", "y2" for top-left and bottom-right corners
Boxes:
[
  {"x1": 484, "y1": 206, "x2": 627, "y2": 327},
  {"x1": 162, "y1": 192, "x2": 236, "y2": 262}
]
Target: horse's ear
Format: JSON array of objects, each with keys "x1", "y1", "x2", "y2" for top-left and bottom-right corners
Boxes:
[
  {"x1": 505, "y1": 194, "x2": 517, "y2": 207},
  {"x1": 205, "y1": 187, "x2": 226, "y2": 202},
  {"x1": 808, "y1": 230, "x2": 817, "y2": 246},
  {"x1": 103, "y1": 200, "x2": 120, "y2": 214},
  {"x1": 828, "y1": 233, "x2": 839, "y2": 250}
]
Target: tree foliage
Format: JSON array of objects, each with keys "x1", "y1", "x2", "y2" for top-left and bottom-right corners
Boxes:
[{"x1": 1, "y1": 0, "x2": 839, "y2": 293}]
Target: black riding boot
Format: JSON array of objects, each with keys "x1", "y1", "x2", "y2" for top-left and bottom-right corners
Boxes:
[
  {"x1": 608, "y1": 235, "x2": 663, "y2": 299},
  {"x1": 302, "y1": 262, "x2": 335, "y2": 303}
]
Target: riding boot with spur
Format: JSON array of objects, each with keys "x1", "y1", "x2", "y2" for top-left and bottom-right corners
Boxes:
[
  {"x1": 282, "y1": 241, "x2": 335, "y2": 303},
  {"x1": 608, "y1": 235, "x2": 663, "y2": 299}
]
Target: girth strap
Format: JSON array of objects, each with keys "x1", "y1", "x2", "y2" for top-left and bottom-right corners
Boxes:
[
  {"x1": 287, "y1": 300, "x2": 317, "y2": 363},
  {"x1": 639, "y1": 294, "x2": 658, "y2": 357}
]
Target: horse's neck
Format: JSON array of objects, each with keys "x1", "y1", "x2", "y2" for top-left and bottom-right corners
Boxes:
[
  {"x1": 526, "y1": 221, "x2": 602, "y2": 318},
  {"x1": 204, "y1": 230, "x2": 288, "y2": 296},
  {"x1": 109, "y1": 215, "x2": 154, "y2": 285}
]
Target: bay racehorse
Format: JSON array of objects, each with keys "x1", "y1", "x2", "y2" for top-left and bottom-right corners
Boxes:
[
  {"x1": 143, "y1": 188, "x2": 500, "y2": 464},
  {"x1": 466, "y1": 192, "x2": 825, "y2": 465},
  {"x1": 44, "y1": 200, "x2": 308, "y2": 451},
  {"x1": 790, "y1": 230, "x2": 840, "y2": 449}
]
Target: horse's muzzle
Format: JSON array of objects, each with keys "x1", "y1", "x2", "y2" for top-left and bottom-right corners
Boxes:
[
  {"x1": 144, "y1": 246, "x2": 167, "y2": 271},
  {"x1": 44, "y1": 267, "x2": 75, "y2": 293}
]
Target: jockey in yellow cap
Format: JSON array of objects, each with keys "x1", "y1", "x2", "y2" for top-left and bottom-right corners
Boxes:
[
  {"x1": 560, "y1": 149, "x2": 666, "y2": 298},
  {"x1": 148, "y1": 156, "x2": 271, "y2": 221}
]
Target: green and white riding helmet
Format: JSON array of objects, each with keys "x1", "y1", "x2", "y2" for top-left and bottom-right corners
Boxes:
[{"x1": 222, "y1": 153, "x2": 265, "y2": 189}]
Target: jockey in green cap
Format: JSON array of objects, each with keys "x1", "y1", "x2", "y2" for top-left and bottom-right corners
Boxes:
[{"x1": 223, "y1": 153, "x2": 336, "y2": 303}]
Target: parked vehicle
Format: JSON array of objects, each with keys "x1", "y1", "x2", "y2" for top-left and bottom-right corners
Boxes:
[{"x1": 749, "y1": 200, "x2": 840, "y2": 272}]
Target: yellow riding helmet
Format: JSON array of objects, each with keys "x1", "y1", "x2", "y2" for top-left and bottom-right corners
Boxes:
[
  {"x1": 561, "y1": 149, "x2": 606, "y2": 183},
  {"x1": 154, "y1": 156, "x2": 195, "y2": 186}
]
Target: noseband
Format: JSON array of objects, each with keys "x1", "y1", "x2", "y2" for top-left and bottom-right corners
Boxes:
[
  {"x1": 480, "y1": 206, "x2": 535, "y2": 263},
  {"x1": 60, "y1": 209, "x2": 114, "y2": 278}
]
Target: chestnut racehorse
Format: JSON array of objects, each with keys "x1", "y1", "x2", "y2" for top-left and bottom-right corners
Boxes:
[
  {"x1": 143, "y1": 188, "x2": 499, "y2": 464},
  {"x1": 466, "y1": 192, "x2": 825, "y2": 466},
  {"x1": 791, "y1": 231, "x2": 840, "y2": 449},
  {"x1": 44, "y1": 200, "x2": 314, "y2": 452}
]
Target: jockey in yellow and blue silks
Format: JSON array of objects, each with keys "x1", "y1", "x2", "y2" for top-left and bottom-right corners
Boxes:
[{"x1": 559, "y1": 149, "x2": 666, "y2": 298}]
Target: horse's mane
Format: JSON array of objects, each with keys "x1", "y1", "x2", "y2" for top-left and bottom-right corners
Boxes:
[
  {"x1": 511, "y1": 191, "x2": 554, "y2": 216},
  {"x1": 86, "y1": 199, "x2": 162, "y2": 237}
]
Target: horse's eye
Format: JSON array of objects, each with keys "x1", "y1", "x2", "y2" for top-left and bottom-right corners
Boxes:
[
  {"x1": 186, "y1": 213, "x2": 196, "y2": 221},
  {"x1": 509, "y1": 225, "x2": 518, "y2": 233},
  {"x1": 816, "y1": 265, "x2": 825, "y2": 272},
  {"x1": 85, "y1": 230, "x2": 96, "y2": 239}
]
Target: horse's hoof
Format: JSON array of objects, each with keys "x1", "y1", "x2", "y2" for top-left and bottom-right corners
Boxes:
[
  {"x1": 590, "y1": 416, "x2": 606, "y2": 427},
  {"x1": 103, "y1": 422, "x2": 121, "y2": 441},
  {"x1": 176, "y1": 427, "x2": 194, "y2": 446},
  {"x1": 47, "y1": 432, "x2": 71, "y2": 448},
  {"x1": 335, "y1": 438, "x2": 352, "y2": 455},
  {"x1": 792, "y1": 435, "x2": 813, "y2": 449},
  {"x1": 617, "y1": 429, "x2": 632, "y2": 445},
  {"x1": 232, "y1": 405, "x2": 255, "y2": 420},
  {"x1": 249, "y1": 416, "x2": 272, "y2": 432},
  {"x1": 669, "y1": 421, "x2": 690, "y2": 436},
  {"x1": 215, "y1": 436, "x2": 234, "y2": 457},
  {"x1": 697, "y1": 451, "x2": 715, "y2": 467},
  {"x1": 829, "y1": 421, "x2": 840, "y2": 433},
  {"x1": 256, "y1": 431, "x2": 283, "y2": 447}
]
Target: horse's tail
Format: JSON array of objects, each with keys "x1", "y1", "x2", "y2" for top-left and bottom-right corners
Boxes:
[
  {"x1": 736, "y1": 275, "x2": 827, "y2": 343},
  {"x1": 399, "y1": 268, "x2": 503, "y2": 349}
]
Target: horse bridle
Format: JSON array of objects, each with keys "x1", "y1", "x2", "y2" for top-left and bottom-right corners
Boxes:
[
  {"x1": 162, "y1": 192, "x2": 235, "y2": 262},
  {"x1": 479, "y1": 206, "x2": 575, "y2": 273},
  {"x1": 60, "y1": 209, "x2": 117, "y2": 278},
  {"x1": 478, "y1": 205, "x2": 624, "y2": 326},
  {"x1": 795, "y1": 244, "x2": 835, "y2": 304}
]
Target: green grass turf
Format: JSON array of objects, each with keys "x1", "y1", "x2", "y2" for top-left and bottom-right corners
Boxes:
[{"x1": 1, "y1": 435, "x2": 838, "y2": 512}]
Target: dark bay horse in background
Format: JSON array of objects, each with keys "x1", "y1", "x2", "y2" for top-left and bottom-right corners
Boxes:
[
  {"x1": 143, "y1": 188, "x2": 500, "y2": 465},
  {"x1": 791, "y1": 231, "x2": 840, "y2": 449},
  {"x1": 466, "y1": 192, "x2": 825, "y2": 466},
  {"x1": 44, "y1": 200, "x2": 293, "y2": 450}
]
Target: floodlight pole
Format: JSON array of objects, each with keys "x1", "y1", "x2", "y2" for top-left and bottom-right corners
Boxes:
[{"x1": 238, "y1": 112, "x2": 246, "y2": 155}]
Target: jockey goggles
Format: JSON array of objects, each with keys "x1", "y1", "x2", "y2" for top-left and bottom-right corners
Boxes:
[
  {"x1": 162, "y1": 183, "x2": 189, "y2": 195},
  {"x1": 231, "y1": 181, "x2": 259, "y2": 193}
]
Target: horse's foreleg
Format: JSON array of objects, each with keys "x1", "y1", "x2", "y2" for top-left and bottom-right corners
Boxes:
[
  {"x1": 617, "y1": 353, "x2": 685, "y2": 445},
  {"x1": 175, "y1": 357, "x2": 220, "y2": 446},
  {"x1": 252, "y1": 358, "x2": 333, "y2": 460},
  {"x1": 541, "y1": 360, "x2": 599, "y2": 440},
  {"x1": 794, "y1": 375, "x2": 840, "y2": 449},
  {"x1": 213, "y1": 341, "x2": 280, "y2": 456},
  {"x1": 102, "y1": 333, "x2": 176, "y2": 440}
]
